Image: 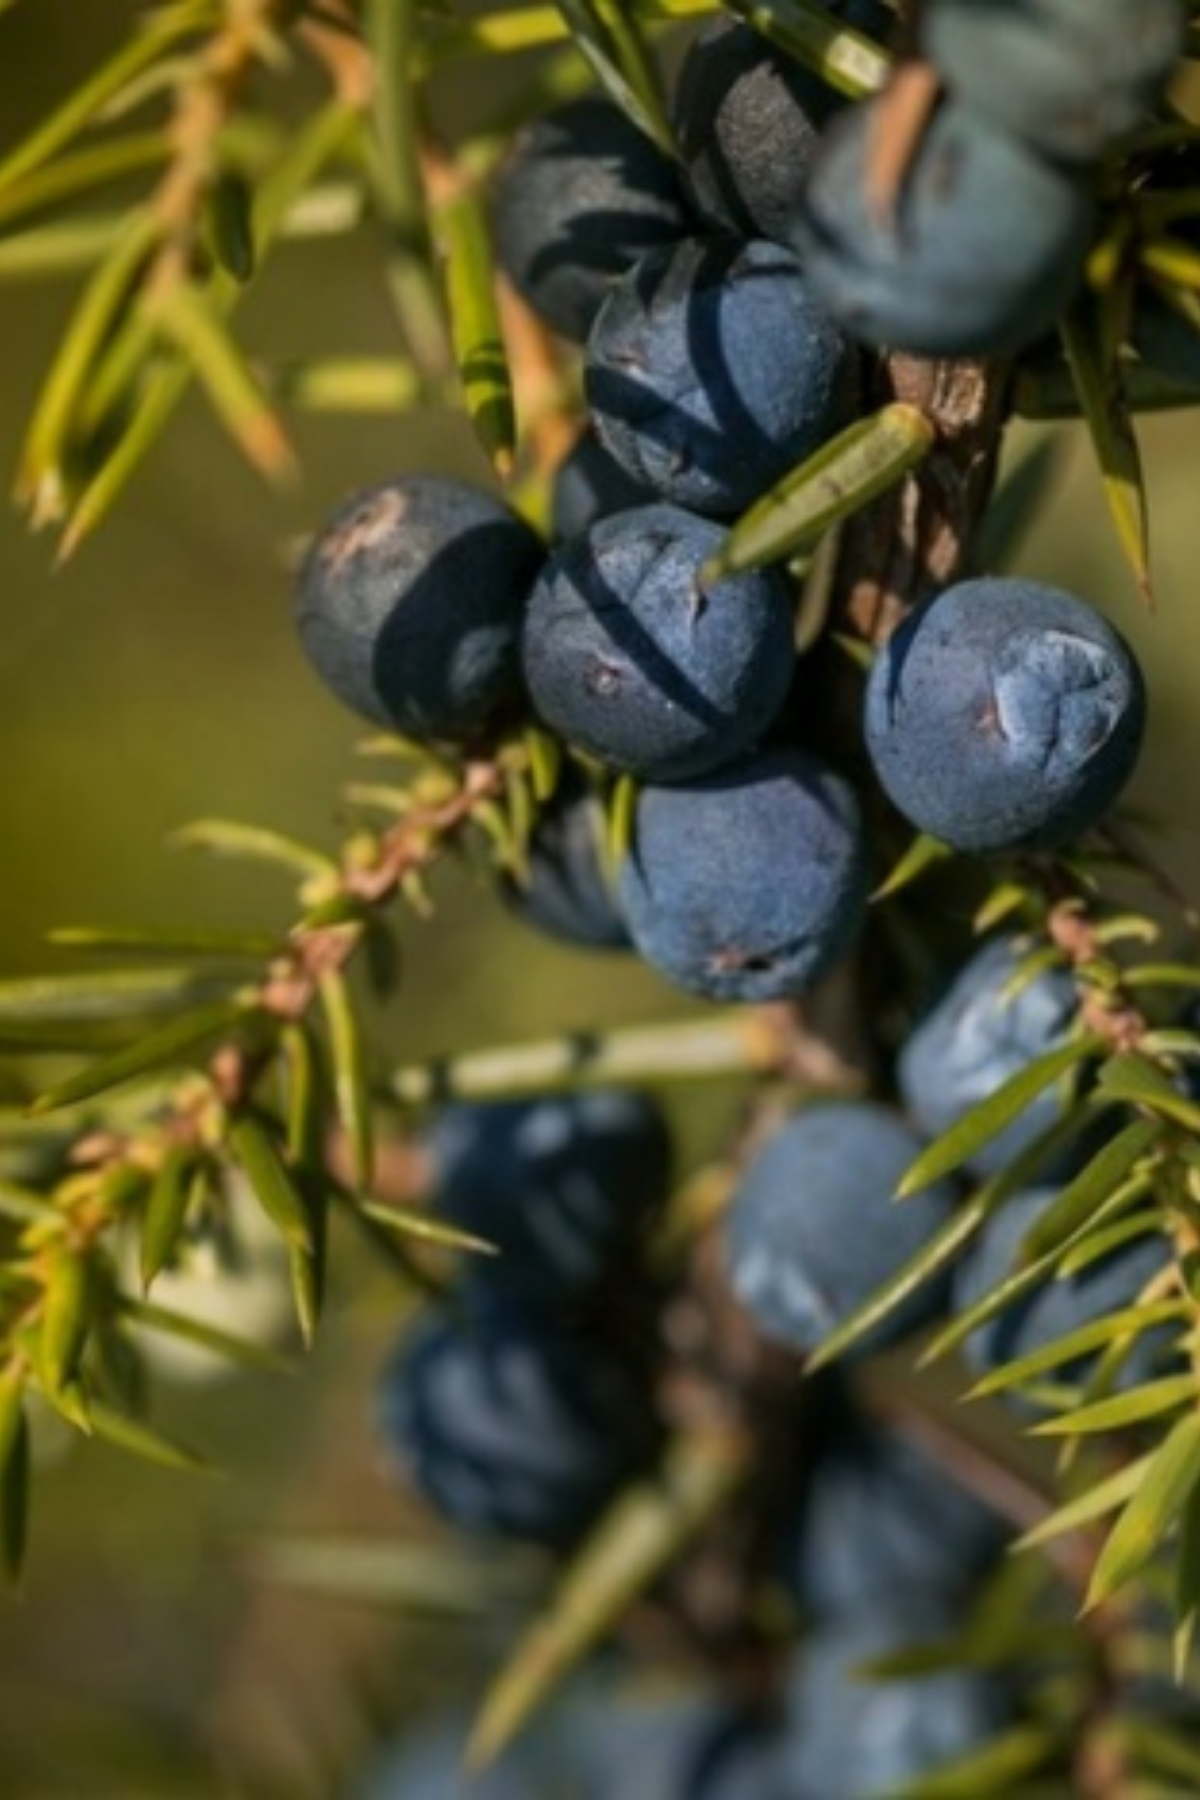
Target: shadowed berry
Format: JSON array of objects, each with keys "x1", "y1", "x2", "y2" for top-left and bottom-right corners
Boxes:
[
  {"x1": 784, "y1": 1414, "x2": 1007, "y2": 1619},
  {"x1": 585, "y1": 237, "x2": 854, "y2": 517},
  {"x1": 378, "y1": 1309, "x2": 659, "y2": 1547},
  {"x1": 864, "y1": 577, "x2": 1146, "y2": 854},
  {"x1": 791, "y1": 97, "x2": 1096, "y2": 357},
  {"x1": 427, "y1": 1088, "x2": 670, "y2": 1305},
  {"x1": 618, "y1": 747, "x2": 869, "y2": 1003},
  {"x1": 725, "y1": 1100, "x2": 959, "y2": 1357},
  {"x1": 501, "y1": 770, "x2": 631, "y2": 951},
  {"x1": 953, "y1": 1186, "x2": 1174, "y2": 1394},
  {"x1": 296, "y1": 476, "x2": 543, "y2": 743},
  {"x1": 673, "y1": 19, "x2": 843, "y2": 244},
  {"x1": 551, "y1": 426, "x2": 656, "y2": 540},
  {"x1": 493, "y1": 97, "x2": 692, "y2": 343},
  {"x1": 522, "y1": 505, "x2": 795, "y2": 782},
  {"x1": 898, "y1": 934, "x2": 1080, "y2": 1180},
  {"x1": 569, "y1": 1689, "x2": 779, "y2": 1800},
  {"x1": 778, "y1": 1606, "x2": 1012, "y2": 1799}
]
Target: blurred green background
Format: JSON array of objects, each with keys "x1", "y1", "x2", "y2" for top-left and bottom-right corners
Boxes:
[{"x1": 1, "y1": 5, "x2": 1199, "y2": 1795}]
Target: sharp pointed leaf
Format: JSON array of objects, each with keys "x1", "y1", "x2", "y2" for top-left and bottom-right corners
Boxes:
[
  {"x1": 1174, "y1": 1482, "x2": 1200, "y2": 1678},
  {"x1": 701, "y1": 402, "x2": 934, "y2": 582},
  {"x1": 28, "y1": 999, "x2": 253, "y2": 1115},
  {"x1": 87, "y1": 1399, "x2": 212, "y2": 1474},
  {"x1": 357, "y1": 1199, "x2": 498, "y2": 1257},
  {"x1": 169, "y1": 818, "x2": 337, "y2": 880},
  {"x1": 968, "y1": 1300, "x2": 1185, "y2": 1398},
  {"x1": 140, "y1": 1144, "x2": 197, "y2": 1291},
  {"x1": 120, "y1": 1295, "x2": 293, "y2": 1374},
  {"x1": 1097, "y1": 1051, "x2": 1200, "y2": 1131},
  {"x1": 1086, "y1": 1413, "x2": 1200, "y2": 1609},
  {"x1": 724, "y1": 0, "x2": 889, "y2": 97},
  {"x1": 37, "y1": 1250, "x2": 94, "y2": 1398},
  {"x1": 1060, "y1": 303, "x2": 1152, "y2": 605},
  {"x1": 552, "y1": 0, "x2": 676, "y2": 157},
  {"x1": 897, "y1": 1035, "x2": 1104, "y2": 1197},
  {"x1": 806, "y1": 1194, "x2": 990, "y2": 1372},
  {"x1": 436, "y1": 186, "x2": 515, "y2": 473},
  {"x1": 1016, "y1": 1454, "x2": 1152, "y2": 1551},
  {"x1": 881, "y1": 1725, "x2": 1060, "y2": 1799},
  {"x1": 1032, "y1": 1374, "x2": 1197, "y2": 1437},
  {"x1": 47, "y1": 924, "x2": 279, "y2": 959},
  {"x1": 466, "y1": 1428, "x2": 748, "y2": 1771},
  {"x1": 524, "y1": 727, "x2": 562, "y2": 803},
  {"x1": 317, "y1": 970, "x2": 373, "y2": 1190},
  {"x1": 0, "y1": 967, "x2": 241, "y2": 1023},
  {"x1": 152, "y1": 283, "x2": 296, "y2": 483},
  {"x1": 871, "y1": 832, "x2": 953, "y2": 902},
  {"x1": 227, "y1": 1111, "x2": 314, "y2": 1254},
  {"x1": 1018, "y1": 1118, "x2": 1159, "y2": 1258}
]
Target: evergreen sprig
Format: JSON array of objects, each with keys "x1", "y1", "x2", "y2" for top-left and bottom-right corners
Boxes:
[{"x1": 5, "y1": 0, "x2": 1200, "y2": 1788}]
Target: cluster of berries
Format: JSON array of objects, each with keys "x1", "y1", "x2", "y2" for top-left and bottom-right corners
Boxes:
[
  {"x1": 367, "y1": 1077, "x2": 1016, "y2": 1798},
  {"x1": 295, "y1": 0, "x2": 1177, "y2": 1009},
  {"x1": 291, "y1": 6, "x2": 1194, "y2": 1791},
  {"x1": 362, "y1": 926, "x2": 1182, "y2": 1794}
]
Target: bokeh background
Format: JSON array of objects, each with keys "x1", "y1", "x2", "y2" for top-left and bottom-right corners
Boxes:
[{"x1": 1, "y1": 5, "x2": 1199, "y2": 1794}]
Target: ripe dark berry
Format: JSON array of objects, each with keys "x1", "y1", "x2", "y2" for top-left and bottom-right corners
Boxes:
[
  {"x1": 784, "y1": 1414, "x2": 1006, "y2": 1619},
  {"x1": 953, "y1": 1186, "x2": 1174, "y2": 1392},
  {"x1": 378, "y1": 1309, "x2": 658, "y2": 1547},
  {"x1": 585, "y1": 236, "x2": 854, "y2": 517},
  {"x1": 618, "y1": 747, "x2": 869, "y2": 1003},
  {"x1": 791, "y1": 98, "x2": 1097, "y2": 357},
  {"x1": 898, "y1": 934, "x2": 1079, "y2": 1179},
  {"x1": 427, "y1": 1088, "x2": 670, "y2": 1305},
  {"x1": 778, "y1": 1606, "x2": 1013, "y2": 1798},
  {"x1": 724, "y1": 1100, "x2": 959, "y2": 1356},
  {"x1": 522, "y1": 505, "x2": 795, "y2": 782},
  {"x1": 673, "y1": 19, "x2": 843, "y2": 245},
  {"x1": 921, "y1": 0, "x2": 1186, "y2": 166},
  {"x1": 864, "y1": 577, "x2": 1146, "y2": 855},
  {"x1": 295, "y1": 475, "x2": 543, "y2": 744},
  {"x1": 551, "y1": 426, "x2": 655, "y2": 540},
  {"x1": 501, "y1": 769, "x2": 631, "y2": 952},
  {"x1": 492, "y1": 97, "x2": 692, "y2": 344}
]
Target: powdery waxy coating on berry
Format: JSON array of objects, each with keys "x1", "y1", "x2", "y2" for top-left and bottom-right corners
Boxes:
[
  {"x1": 922, "y1": 0, "x2": 1186, "y2": 167},
  {"x1": 492, "y1": 97, "x2": 692, "y2": 344},
  {"x1": 777, "y1": 1605, "x2": 1013, "y2": 1799},
  {"x1": 784, "y1": 1415, "x2": 1007, "y2": 1620},
  {"x1": 673, "y1": 19, "x2": 843, "y2": 245},
  {"x1": 724, "y1": 1100, "x2": 959, "y2": 1357},
  {"x1": 501, "y1": 770, "x2": 631, "y2": 951},
  {"x1": 672, "y1": 6, "x2": 895, "y2": 245},
  {"x1": 791, "y1": 98, "x2": 1097, "y2": 358},
  {"x1": 551, "y1": 426, "x2": 655, "y2": 541},
  {"x1": 898, "y1": 934, "x2": 1078, "y2": 1180},
  {"x1": 952, "y1": 1186, "x2": 1174, "y2": 1392},
  {"x1": 865, "y1": 578, "x2": 1146, "y2": 855},
  {"x1": 295, "y1": 475, "x2": 544, "y2": 743},
  {"x1": 428, "y1": 1088, "x2": 670, "y2": 1305},
  {"x1": 378, "y1": 1310, "x2": 658, "y2": 1548},
  {"x1": 522, "y1": 505, "x2": 795, "y2": 782},
  {"x1": 585, "y1": 237, "x2": 854, "y2": 518},
  {"x1": 618, "y1": 747, "x2": 869, "y2": 1003}
]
